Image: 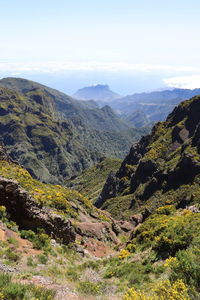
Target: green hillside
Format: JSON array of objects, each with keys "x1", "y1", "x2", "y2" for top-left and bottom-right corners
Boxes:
[{"x1": 0, "y1": 79, "x2": 147, "y2": 184}]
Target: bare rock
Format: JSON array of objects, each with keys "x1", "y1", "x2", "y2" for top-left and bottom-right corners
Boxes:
[
  {"x1": 186, "y1": 205, "x2": 200, "y2": 213},
  {"x1": 131, "y1": 214, "x2": 143, "y2": 226},
  {"x1": 75, "y1": 221, "x2": 119, "y2": 244},
  {"x1": 0, "y1": 176, "x2": 75, "y2": 244}
]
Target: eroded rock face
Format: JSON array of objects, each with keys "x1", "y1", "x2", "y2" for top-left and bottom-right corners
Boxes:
[
  {"x1": 167, "y1": 155, "x2": 200, "y2": 188},
  {"x1": 0, "y1": 176, "x2": 75, "y2": 244},
  {"x1": 95, "y1": 171, "x2": 118, "y2": 208},
  {"x1": 117, "y1": 134, "x2": 150, "y2": 178},
  {"x1": 0, "y1": 145, "x2": 11, "y2": 162}
]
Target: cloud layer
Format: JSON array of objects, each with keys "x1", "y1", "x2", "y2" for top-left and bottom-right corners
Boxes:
[
  {"x1": 164, "y1": 75, "x2": 200, "y2": 89},
  {"x1": 0, "y1": 61, "x2": 200, "y2": 74}
]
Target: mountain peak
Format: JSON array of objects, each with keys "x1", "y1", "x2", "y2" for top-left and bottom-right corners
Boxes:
[{"x1": 74, "y1": 84, "x2": 121, "y2": 102}]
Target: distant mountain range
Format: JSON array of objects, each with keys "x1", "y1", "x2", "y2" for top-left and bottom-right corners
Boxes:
[{"x1": 74, "y1": 85, "x2": 200, "y2": 127}]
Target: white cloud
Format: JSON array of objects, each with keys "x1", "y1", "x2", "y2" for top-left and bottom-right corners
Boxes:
[
  {"x1": 163, "y1": 75, "x2": 200, "y2": 89},
  {"x1": 10, "y1": 72, "x2": 21, "y2": 76},
  {"x1": 0, "y1": 61, "x2": 200, "y2": 74}
]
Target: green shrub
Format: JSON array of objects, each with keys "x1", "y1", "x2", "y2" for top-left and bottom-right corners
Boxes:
[
  {"x1": 20, "y1": 230, "x2": 36, "y2": 241},
  {"x1": 0, "y1": 206, "x2": 18, "y2": 232},
  {"x1": 5, "y1": 248, "x2": 20, "y2": 262},
  {"x1": 0, "y1": 273, "x2": 55, "y2": 300},
  {"x1": 0, "y1": 206, "x2": 7, "y2": 222},
  {"x1": 155, "y1": 205, "x2": 176, "y2": 215},
  {"x1": 81, "y1": 260, "x2": 100, "y2": 271},
  {"x1": 3, "y1": 282, "x2": 26, "y2": 299},
  {"x1": 133, "y1": 211, "x2": 199, "y2": 258},
  {"x1": 171, "y1": 248, "x2": 200, "y2": 292},
  {"x1": 32, "y1": 231, "x2": 51, "y2": 250},
  {"x1": 123, "y1": 279, "x2": 190, "y2": 300},
  {"x1": 77, "y1": 281, "x2": 107, "y2": 295},
  {"x1": 0, "y1": 273, "x2": 11, "y2": 287},
  {"x1": 37, "y1": 254, "x2": 48, "y2": 264},
  {"x1": 7, "y1": 238, "x2": 19, "y2": 246},
  {"x1": 27, "y1": 257, "x2": 36, "y2": 267},
  {"x1": 66, "y1": 267, "x2": 80, "y2": 281},
  {"x1": 28, "y1": 285, "x2": 55, "y2": 300},
  {"x1": 104, "y1": 258, "x2": 149, "y2": 287},
  {"x1": 20, "y1": 229, "x2": 50, "y2": 250}
]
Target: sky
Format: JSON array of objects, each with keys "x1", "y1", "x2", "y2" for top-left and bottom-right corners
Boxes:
[{"x1": 0, "y1": 0, "x2": 200, "y2": 95}]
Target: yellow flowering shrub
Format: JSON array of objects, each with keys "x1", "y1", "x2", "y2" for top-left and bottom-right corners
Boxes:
[
  {"x1": 164, "y1": 256, "x2": 177, "y2": 268},
  {"x1": 118, "y1": 249, "x2": 130, "y2": 259},
  {"x1": 123, "y1": 288, "x2": 153, "y2": 300},
  {"x1": 155, "y1": 205, "x2": 175, "y2": 215},
  {"x1": 133, "y1": 211, "x2": 200, "y2": 257},
  {"x1": 0, "y1": 290, "x2": 4, "y2": 300},
  {"x1": 123, "y1": 280, "x2": 189, "y2": 300},
  {"x1": 153, "y1": 279, "x2": 190, "y2": 300}
]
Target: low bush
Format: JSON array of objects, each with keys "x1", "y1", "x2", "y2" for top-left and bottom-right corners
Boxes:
[
  {"x1": 37, "y1": 254, "x2": 48, "y2": 264},
  {"x1": 20, "y1": 229, "x2": 51, "y2": 250},
  {"x1": 5, "y1": 248, "x2": 20, "y2": 262},
  {"x1": 0, "y1": 273, "x2": 55, "y2": 299},
  {"x1": 66, "y1": 267, "x2": 80, "y2": 281},
  {"x1": 123, "y1": 279, "x2": 189, "y2": 300},
  {"x1": 77, "y1": 281, "x2": 107, "y2": 295},
  {"x1": 170, "y1": 247, "x2": 200, "y2": 293},
  {"x1": 133, "y1": 210, "x2": 200, "y2": 258}
]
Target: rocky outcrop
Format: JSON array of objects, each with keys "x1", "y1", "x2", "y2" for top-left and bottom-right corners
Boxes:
[
  {"x1": 0, "y1": 144, "x2": 11, "y2": 162},
  {"x1": 95, "y1": 171, "x2": 118, "y2": 208},
  {"x1": 75, "y1": 221, "x2": 119, "y2": 244},
  {"x1": 167, "y1": 154, "x2": 200, "y2": 188},
  {"x1": 0, "y1": 176, "x2": 75, "y2": 244},
  {"x1": 117, "y1": 134, "x2": 151, "y2": 178}
]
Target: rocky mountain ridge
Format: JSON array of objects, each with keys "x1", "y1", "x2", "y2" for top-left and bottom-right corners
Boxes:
[{"x1": 96, "y1": 94, "x2": 200, "y2": 219}]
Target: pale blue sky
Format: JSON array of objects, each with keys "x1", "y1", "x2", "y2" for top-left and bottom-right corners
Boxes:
[{"x1": 0, "y1": 0, "x2": 200, "y2": 93}]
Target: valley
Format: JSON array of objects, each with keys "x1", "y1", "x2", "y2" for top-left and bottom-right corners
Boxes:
[{"x1": 0, "y1": 78, "x2": 199, "y2": 299}]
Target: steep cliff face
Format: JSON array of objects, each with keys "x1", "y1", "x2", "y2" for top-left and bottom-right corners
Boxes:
[{"x1": 96, "y1": 95, "x2": 200, "y2": 219}]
